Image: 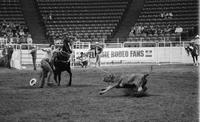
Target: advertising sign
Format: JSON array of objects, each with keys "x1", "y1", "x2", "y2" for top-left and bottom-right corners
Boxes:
[{"x1": 74, "y1": 47, "x2": 155, "y2": 63}]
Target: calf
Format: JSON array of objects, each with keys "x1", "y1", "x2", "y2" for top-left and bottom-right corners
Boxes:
[{"x1": 99, "y1": 73, "x2": 149, "y2": 95}]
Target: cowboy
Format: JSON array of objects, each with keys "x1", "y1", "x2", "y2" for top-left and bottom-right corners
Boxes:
[
  {"x1": 42, "y1": 45, "x2": 55, "y2": 61},
  {"x1": 39, "y1": 58, "x2": 54, "y2": 88},
  {"x1": 193, "y1": 35, "x2": 200, "y2": 55},
  {"x1": 40, "y1": 45, "x2": 56, "y2": 88},
  {"x1": 95, "y1": 43, "x2": 103, "y2": 67},
  {"x1": 187, "y1": 38, "x2": 199, "y2": 66},
  {"x1": 192, "y1": 35, "x2": 200, "y2": 65}
]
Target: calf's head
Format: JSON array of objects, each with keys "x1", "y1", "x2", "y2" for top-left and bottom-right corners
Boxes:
[{"x1": 103, "y1": 73, "x2": 115, "y2": 83}]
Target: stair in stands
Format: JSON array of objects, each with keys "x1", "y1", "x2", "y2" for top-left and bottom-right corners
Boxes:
[
  {"x1": 112, "y1": 0, "x2": 145, "y2": 42},
  {"x1": 20, "y1": 0, "x2": 46, "y2": 43}
]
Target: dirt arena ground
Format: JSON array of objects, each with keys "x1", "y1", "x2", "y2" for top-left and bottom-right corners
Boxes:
[{"x1": 0, "y1": 64, "x2": 198, "y2": 122}]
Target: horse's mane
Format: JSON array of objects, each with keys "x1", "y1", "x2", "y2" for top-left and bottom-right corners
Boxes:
[{"x1": 62, "y1": 37, "x2": 72, "y2": 54}]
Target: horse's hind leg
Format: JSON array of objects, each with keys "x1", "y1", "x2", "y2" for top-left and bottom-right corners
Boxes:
[
  {"x1": 66, "y1": 65, "x2": 72, "y2": 86},
  {"x1": 58, "y1": 72, "x2": 61, "y2": 86},
  {"x1": 54, "y1": 71, "x2": 58, "y2": 84}
]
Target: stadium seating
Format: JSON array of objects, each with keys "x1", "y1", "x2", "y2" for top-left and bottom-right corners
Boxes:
[
  {"x1": 35, "y1": 0, "x2": 130, "y2": 42},
  {"x1": 0, "y1": 0, "x2": 26, "y2": 25},
  {"x1": 0, "y1": 0, "x2": 30, "y2": 44},
  {"x1": 128, "y1": 0, "x2": 198, "y2": 42}
]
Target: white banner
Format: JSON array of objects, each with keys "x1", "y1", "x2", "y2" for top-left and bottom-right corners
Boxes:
[
  {"x1": 100, "y1": 48, "x2": 154, "y2": 62},
  {"x1": 74, "y1": 47, "x2": 155, "y2": 63}
]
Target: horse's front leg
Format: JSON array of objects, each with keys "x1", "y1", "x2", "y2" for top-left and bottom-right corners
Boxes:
[
  {"x1": 54, "y1": 71, "x2": 58, "y2": 85},
  {"x1": 67, "y1": 71, "x2": 72, "y2": 86},
  {"x1": 66, "y1": 65, "x2": 72, "y2": 86}
]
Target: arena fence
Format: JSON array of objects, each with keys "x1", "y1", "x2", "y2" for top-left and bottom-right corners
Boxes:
[{"x1": 0, "y1": 41, "x2": 195, "y2": 69}]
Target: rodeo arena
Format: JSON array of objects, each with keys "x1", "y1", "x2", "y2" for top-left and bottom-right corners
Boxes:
[{"x1": 0, "y1": 0, "x2": 199, "y2": 121}]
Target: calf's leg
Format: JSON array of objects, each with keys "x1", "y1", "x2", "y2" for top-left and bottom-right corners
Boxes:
[{"x1": 99, "y1": 83, "x2": 120, "y2": 95}]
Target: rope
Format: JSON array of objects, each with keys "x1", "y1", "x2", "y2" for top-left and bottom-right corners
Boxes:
[
  {"x1": 96, "y1": 67, "x2": 110, "y2": 74},
  {"x1": 147, "y1": 65, "x2": 154, "y2": 76}
]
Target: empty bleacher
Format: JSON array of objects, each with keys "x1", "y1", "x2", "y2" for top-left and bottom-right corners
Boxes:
[
  {"x1": 0, "y1": 0, "x2": 26, "y2": 25},
  {"x1": 35, "y1": 0, "x2": 130, "y2": 42},
  {"x1": 128, "y1": 0, "x2": 198, "y2": 42}
]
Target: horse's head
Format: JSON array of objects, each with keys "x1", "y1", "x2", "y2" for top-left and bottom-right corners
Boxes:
[{"x1": 62, "y1": 37, "x2": 71, "y2": 53}]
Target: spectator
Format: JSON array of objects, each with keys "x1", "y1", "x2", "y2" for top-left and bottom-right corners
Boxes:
[
  {"x1": 19, "y1": 29, "x2": 25, "y2": 37},
  {"x1": 160, "y1": 11, "x2": 165, "y2": 18},
  {"x1": 168, "y1": 12, "x2": 173, "y2": 19},
  {"x1": 27, "y1": 34, "x2": 33, "y2": 44},
  {"x1": 129, "y1": 30, "x2": 135, "y2": 37},
  {"x1": 23, "y1": 26, "x2": 29, "y2": 34},
  {"x1": 0, "y1": 21, "x2": 29, "y2": 44},
  {"x1": 137, "y1": 25, "x2": 142, "y2": 34},
  {"x1": 19, "y1": 36, "x2": 26, "y2": 44},
  {"x1": 175, "y1": 25, "x2": 183, "y2": 33},
  {"x1": 49, "y1": 13, "x2": 53, "y2": 20},
  {"x1": 49, "y1": 35, "x2": 54, "y2": 46}
]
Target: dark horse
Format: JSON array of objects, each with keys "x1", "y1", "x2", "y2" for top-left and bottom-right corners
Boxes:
[
  {"x1": 185, "y1": 43, "x2": 199, "y2": 65},
  {"x1": 52, "y1": 37, "x2": 72, "y2": 86}
]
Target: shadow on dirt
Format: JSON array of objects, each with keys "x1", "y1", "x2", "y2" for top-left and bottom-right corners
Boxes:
[
  {"x1": 15, "y1": 86, "x2": 41, "y2": 89},
  {"x1": 70, "y1": 84, "x2": 98, "y2": 88},
  {"x1": 16, "y1": 84, "x2": 98, "y2": 89},
  {"x1": 98, "y1": 93, "x2": 162, "y2": 98}
]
